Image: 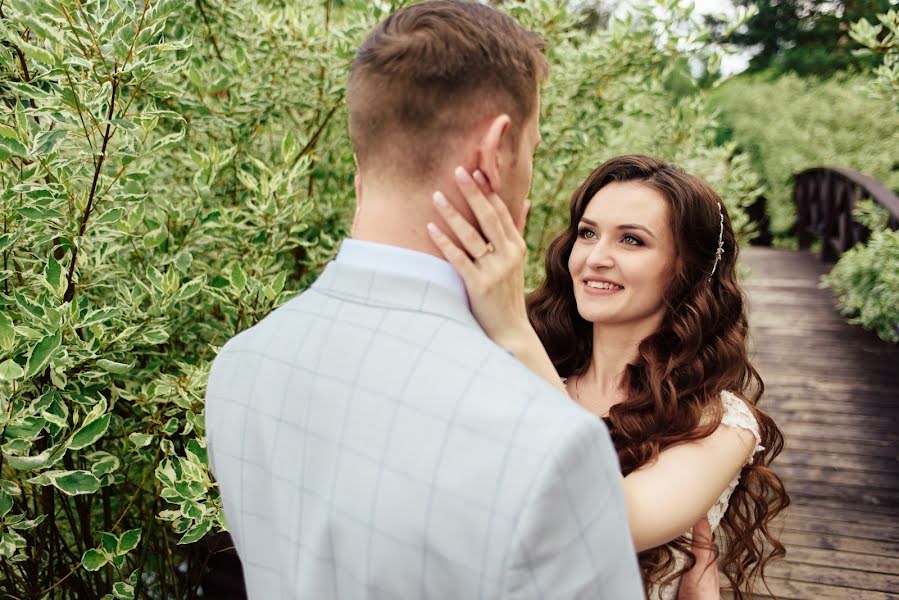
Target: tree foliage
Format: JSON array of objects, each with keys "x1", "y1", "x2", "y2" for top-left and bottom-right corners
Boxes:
[
  {"x1": 851, "y1": 7, "x2": 899, "y2": 108},
  {"x1": 709, "y1": 71, "x2": 899, "y2": 236},
  {"x1": 1, "y1": 0, "x2": 363, "y2": 595},
  {"x1": 0, "y1": 0, "x2": 763, "y2": 596},
  {"x1": 708, "y1": 0, "x2": 894, "y2": 77}
]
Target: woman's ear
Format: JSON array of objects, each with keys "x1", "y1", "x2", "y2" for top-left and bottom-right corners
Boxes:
[{"x1": 476, "y1": 114, "x2": 511, "y2": 192}]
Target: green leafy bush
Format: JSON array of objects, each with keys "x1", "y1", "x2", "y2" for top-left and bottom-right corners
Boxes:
[
  {"x1": 822, "y1": 202, "x2": 899, "y2": 342},
  {"x1": 0, "y1": 0, "x2": 362, "y2": 595},
  {"x1": 709, "y1": 71, "x2": 899, "y2": 237},
  {"x1": 0, "y1": 0, "x2": 763, "y2": 596}
]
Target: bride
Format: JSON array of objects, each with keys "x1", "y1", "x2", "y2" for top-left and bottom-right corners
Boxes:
[{"x1": 426, "y1": 155, "x2": 789, "y2": 599}]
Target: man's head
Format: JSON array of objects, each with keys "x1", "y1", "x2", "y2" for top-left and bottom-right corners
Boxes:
[{"x1": 348, "y1": 0, "x2": 548, "y2": 225}]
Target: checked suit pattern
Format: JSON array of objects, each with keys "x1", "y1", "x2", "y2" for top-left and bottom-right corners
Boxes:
[{"x1": 205, "y1": 260, "x2": 642, "y2": 599}]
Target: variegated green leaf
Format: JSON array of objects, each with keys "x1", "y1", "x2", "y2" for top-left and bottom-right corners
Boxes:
[
  {"x1": 69, "y1": 414, "x2": 111, "y2": 450},
  {"x1": 81, "y1": 548, "x2": 109, "y2": 571},
  {"x1": 0, "y1": 359, "x2": 25, "y2": 381},
  {"x1": 25, "y1": 331, "x2": 61, "y2": 378},
  {"x1": 117, "y1": 528, "x2": 141, "y2": 554},
  {"x1": 28, "y1": 470, "x2": 100, "y2": 496}
]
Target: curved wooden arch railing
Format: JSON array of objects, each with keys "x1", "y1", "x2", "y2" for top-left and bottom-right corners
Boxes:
[{"x1": 794, "y1": 166, "x2": 899, "y2": 262}]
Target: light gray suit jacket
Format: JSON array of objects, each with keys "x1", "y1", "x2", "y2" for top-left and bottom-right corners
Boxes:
[{"x1": 205, "y1": 260, "x2": 643, "y2": 599}]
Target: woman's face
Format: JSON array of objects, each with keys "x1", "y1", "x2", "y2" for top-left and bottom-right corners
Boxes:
[{"x1": 568, "y1": 180, "x2": 677, "y2": 332}]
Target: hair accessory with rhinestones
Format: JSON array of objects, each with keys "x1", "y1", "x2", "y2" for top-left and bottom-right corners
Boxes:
[{"x1": 710, "y1": 202, "x2": 725, "y2": 279}]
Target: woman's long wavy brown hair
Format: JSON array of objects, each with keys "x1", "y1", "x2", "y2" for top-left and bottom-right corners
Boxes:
[{"x1": 527, "y1": 155, "x2": 790, "y2": 597}]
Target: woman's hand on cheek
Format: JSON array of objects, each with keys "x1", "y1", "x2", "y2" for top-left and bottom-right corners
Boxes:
[{"x1": 426, "y1": 166, "x2": 532, "y2": 346}]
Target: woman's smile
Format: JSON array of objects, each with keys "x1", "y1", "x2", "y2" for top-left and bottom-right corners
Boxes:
[{"x1": 583, "y1": 278, "x2": 625, "y2": 295}]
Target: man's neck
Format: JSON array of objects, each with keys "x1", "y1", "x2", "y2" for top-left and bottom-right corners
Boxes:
[
  {"x1": 351, "y1": 180, "x2": 455, "y2": 260},
  {"x1": 351, "y1": 217, "x2": 441, "y2": 259}
]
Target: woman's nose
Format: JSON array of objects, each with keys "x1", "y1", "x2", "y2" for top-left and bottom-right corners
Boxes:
[{"x1": 586, "y1": 239, "x2": 615, "y2": 269}]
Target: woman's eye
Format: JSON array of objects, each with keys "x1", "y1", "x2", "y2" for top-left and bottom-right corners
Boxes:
[
  {"x1": 577, "y1": 227, "x2": 596, "y2": 240},
  {"x1": 622, "y1": 234, "x2": 643, "y2": 246}
]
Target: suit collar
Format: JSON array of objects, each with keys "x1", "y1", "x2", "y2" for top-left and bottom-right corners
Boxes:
[
  {"x1": 336, "y1": 238, "x2": 469, "y2": 307},
  {"x1": 311, "y1": 260, "x2": 481, "y2": 331}
]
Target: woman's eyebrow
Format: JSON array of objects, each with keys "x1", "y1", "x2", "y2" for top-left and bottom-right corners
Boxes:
[
  {"x1": 579, "y1": 218, "x2": 657, "y2": 239},
  {"x1": 618, "y1": 223, "x2": 656, "y2": 239}
]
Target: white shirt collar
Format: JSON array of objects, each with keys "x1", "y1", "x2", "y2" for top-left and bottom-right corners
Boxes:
[{"x1": 335, "y1": 239, "x2": 469, "y2": 307}]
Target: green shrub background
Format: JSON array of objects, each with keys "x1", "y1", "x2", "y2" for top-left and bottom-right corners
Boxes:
[
  {"x1": 709, "y1": 71, "x2": 899, "y2": 237},
  {"x1": 0, "y1": 0, "x2": 894, "y2": 597},
  {"x1": 822, "y1": 201, "x2": 899, "y2": 343}
]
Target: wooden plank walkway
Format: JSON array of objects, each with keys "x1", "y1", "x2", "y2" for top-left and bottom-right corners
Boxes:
[{"x1": 736, "y1": 247, "x2": 899, "y2": 600}]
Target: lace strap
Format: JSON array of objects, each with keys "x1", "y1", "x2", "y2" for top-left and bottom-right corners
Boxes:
[{"x1": 720, "y1": 390, "x2": 764, "y2": 463}]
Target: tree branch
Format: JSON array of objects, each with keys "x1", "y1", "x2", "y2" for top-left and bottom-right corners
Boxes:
[
  {"x1": 290, "y1": 96, "x2": 343, "y2": 169},
  {"x1": 121, "y1": 0, "x2": 150, "y2": 74},
  {"x1": 64, "y1": 64, "x2": 119, "y2": 303},
  {"x1": 196, "y1": 0, "x2": 223, "y2": 61},
  {"x1": 73, "y1": 0, "x2": 113, "y2": 81}
]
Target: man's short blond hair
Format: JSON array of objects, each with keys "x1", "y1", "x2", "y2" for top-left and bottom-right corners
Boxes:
[{"x1": 347, "y1": 0, "x2": 549, "y2": 181}]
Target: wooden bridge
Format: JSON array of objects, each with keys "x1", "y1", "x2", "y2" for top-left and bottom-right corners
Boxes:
[
  {"x1": 734, "y1": 246, "x2": 899, "y2": 599},
  {"x1": 726, "y1": 167, "x2": 899, "y2": 599}
]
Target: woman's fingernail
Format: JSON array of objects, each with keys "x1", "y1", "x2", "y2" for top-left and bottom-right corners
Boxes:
[
  {"x1": 427, "y1": 222, "x2": 442, "y2": 237},
  {"x1": 454, "y1": 166, "x2": 468, "y2": 179},
  {"x1": 472, "y1": 169, "x2": 485, "y2": 183},
  {"x1": 433, "y1": 191, "x2": 448, "y2": 207}
]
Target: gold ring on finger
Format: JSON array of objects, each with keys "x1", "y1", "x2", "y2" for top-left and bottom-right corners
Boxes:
[{"x1": 474, "y1": 243, "x2": 495, "y2": 260}]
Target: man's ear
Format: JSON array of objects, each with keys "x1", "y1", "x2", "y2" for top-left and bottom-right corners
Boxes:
[{"x1": 476, "y1": 114, "x2": 511, "y2": 192}]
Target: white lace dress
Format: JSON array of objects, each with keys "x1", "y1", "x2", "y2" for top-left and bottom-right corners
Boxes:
[{"x1": 648, "y1": 391, "x2": 765, "y2": 600}]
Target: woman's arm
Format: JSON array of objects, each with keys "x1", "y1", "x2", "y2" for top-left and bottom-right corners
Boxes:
[
  {"x1": 495, "y1": 327, "x2": 569, "y2": 394},
  {"x1": 623, "y1": 425, "x2": 756, "y2": 551}
]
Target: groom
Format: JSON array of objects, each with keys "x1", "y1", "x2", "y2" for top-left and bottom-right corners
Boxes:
[{"x1": 205, "y1": 1, "x2": 643, "y2": 597}]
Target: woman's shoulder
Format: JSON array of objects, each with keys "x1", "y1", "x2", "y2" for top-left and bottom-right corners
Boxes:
[
  {"x1": 719, "y1": 390, "x2": 760, "y2": 436},
  {"x1": 717, "y1": 390, "x2": 764, "y2": 463},
  {"x1": 697, "y1": 390, "x2": 763, "y2": 455}
]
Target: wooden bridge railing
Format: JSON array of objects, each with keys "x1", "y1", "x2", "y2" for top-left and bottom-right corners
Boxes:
[{"x1": 794, "y1": 166, "x2": 899, "y2": 262}]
